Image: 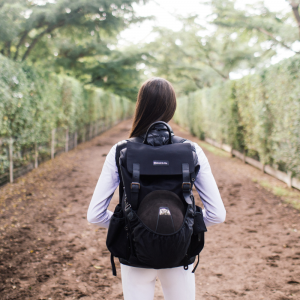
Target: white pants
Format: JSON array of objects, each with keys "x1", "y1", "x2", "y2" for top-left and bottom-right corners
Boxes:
[{"x1": 120, "y1": 264, "x2": 195, "y2": 300}]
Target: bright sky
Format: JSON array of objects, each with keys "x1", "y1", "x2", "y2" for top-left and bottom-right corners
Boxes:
[
  {"x1": 119, "y1": 0, "x2": 293, "y2": 78},
  {"x1": 119, "y1": 0, "x2": 291, "y2": 45}
]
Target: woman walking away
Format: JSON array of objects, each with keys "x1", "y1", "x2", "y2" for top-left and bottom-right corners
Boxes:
[{"x1": 87, "y1": 77, "x2": 226, "y2": 300}]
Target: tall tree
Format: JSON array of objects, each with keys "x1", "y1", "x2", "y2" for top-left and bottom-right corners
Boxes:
[
  {"x1": 209, "y1": 0, "x2": 300, "y2": 55},
  {"x1": 287, "y1": 0, "x2": 300, "y2": 38},
  {"x1": 142, "y1": 0, "x2": 300, "y2": 94},
  {"x1": 0, "y1": 0, "x2": 148, "y2": 99},
  {"x1": 143, "y1": 16, "x2": 264, "y2": 94}
]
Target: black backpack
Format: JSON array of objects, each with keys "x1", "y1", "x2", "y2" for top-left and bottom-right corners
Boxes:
[{"x1": 106, "y1": 121, "x2": 207, "y2": 276}]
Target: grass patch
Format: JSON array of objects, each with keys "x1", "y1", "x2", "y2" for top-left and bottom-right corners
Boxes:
[
  {"x1": 198, "y1": 141, "x2": 230, "y2": 158},
  {"x1": 254, "y1": 179, "x2": 300, "y2": 211}
]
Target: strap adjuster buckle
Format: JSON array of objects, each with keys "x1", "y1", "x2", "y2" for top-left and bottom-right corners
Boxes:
[
  {"x1": 182, "y1": 182, "x2": 191, "y2": 190},
  {"x1": 131, "y1": 182, "x2": 140, "y2": 189},
  {"x1": 125, "y1": 202, "x2": 131, "y2": 212}
]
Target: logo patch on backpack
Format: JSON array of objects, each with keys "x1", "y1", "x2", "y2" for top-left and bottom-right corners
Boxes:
[
  {"x1": 153, "y1": 160, "x2": 169, "y2": 166},
  {"x1": 159, "y1": 207, "x2": 171, "y2": 215}
]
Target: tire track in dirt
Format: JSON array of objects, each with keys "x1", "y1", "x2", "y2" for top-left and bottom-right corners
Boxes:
[{"x1": 0, "y1": 119, "x2": 299, "y2": 300}]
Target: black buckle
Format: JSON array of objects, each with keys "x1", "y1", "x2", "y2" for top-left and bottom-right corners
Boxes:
[
  {"x1": 125, "y1": 202, "x2": 131, "y2": 212},
  {"x1": 131, "y1": 182, "x2": 140, "y2": 189},
  {"x1": 182, "y1": 182, "x2": 191, "y2": 190}
]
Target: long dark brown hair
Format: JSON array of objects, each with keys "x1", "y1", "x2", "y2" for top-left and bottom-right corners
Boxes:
[{"x1": 129, "y1": 77, "x2": 177, "y2": 138}]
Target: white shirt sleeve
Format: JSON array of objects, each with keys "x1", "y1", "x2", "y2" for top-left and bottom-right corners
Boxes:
[
  {"x1": 190, "y1": 142, "x2": 226, "y2": 227},
  {"x1": 87, "y1": 143, "x2": 119, "y2": 228}
]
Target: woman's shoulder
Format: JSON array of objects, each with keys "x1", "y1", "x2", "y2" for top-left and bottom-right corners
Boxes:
[
  {"x1": 110, "y1": 139, "x2": 130, "y2": 163},
  {"x1": 182, "y1": 139, "x2": 207, "y2": 163},
  {"x1": 114, "y1": 138, "x2": 129, "y2": 150},
  {"x1": 181, "y1": 138, "x2": 202, "y2": 152},
  {"x1": 113, "y1": 137, "x2": 145, "y2": 156}
]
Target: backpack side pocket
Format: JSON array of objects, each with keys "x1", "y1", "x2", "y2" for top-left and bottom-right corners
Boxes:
[
  {"x1": 189, "y1": 205, "x2": 207, "y2": 257},
  {"x1": 106, "y1": 204, "x2": 129, "y2": 260},
  {"x1": 193, "y1": 205, "x2": 207, "y2": 234}
]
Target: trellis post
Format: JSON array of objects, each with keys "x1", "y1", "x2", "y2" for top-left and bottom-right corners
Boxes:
[
  {"x1": 89, "y1": 123, "x2": 92, "y2": 140},
  {"x1": 96, "y1": 121, "x2": 98, "y2": 136},
  {"x1": 9, "y1": 137, "x2": 13, "y2": 183},
  {"x1": 51, "y1": 129, "x2": 56, "y2": 159},
  {"x1": 74, "y1": 131, "x2": 78, "y2": 148},
  {"x1": 82, "y1": 127, "x2": 86, "y2": 142},
  {"x1": 65, "y1": 127, "x2": 69, "y2": 152},
  {"x1": 35, "y1": 142, "x2": 38, "y2": 168}
]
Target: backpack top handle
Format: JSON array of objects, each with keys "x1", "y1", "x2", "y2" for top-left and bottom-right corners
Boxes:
[{"x1": 143, "y1": 121, "x2": 173, "y2": 145}]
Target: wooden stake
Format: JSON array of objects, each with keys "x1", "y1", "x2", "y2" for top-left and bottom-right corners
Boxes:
[
  {"x1": 51, "y1": 129, "x2": 55, "y2": 159},
  {"x1": 9, "y1": 137, "x2": 13, "y2": 183},
  {"x1": 82, "y1": 127, "x2": 86, "y2": 142},
  {"x1": 89, "y1": 124, "x2": 92, "y2": 140},
  {"x1": 74, "y1": 131, "x2": 78, "y2": 148},
  {"x1": 65, "y1": 128, "x2": 69, "y2": 152},
  {"x1": 35, "y1": 142, "x2": 38, "y2": 168}
]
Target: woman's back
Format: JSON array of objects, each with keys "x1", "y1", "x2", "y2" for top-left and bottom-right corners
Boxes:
[{"x1": 87, "y1": 77, "x2": 226, "y2": 300}]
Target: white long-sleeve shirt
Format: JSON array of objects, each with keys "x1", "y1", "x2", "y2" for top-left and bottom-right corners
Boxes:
[{"x1": 87, "y1": 141, "x2": 226, "y2": 229}]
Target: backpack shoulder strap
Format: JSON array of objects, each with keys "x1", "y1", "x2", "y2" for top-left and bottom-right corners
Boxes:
[
  {"x1": 115, "y1": 137, "x2": 143, "y2": 203},
  {"x1": 115, "y1": 137, "x2": 144, "y2": 169},
  {"x1": 115, "y1": 140, "x2": 127, "y2": 204},
  {"x1": 115, "y1": 140, "x2": 127, "y2": 170},
  {"x1": 173, "y1": 135, "x2": 197, "y2": 153}
]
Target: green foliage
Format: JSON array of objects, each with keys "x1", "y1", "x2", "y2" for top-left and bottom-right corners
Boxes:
[
  {"x1": 0, "y1": 0, "x2": 147, "y2": 99},
  {"x1": 0, "y1": 55, "x2": 33, "y2": 139},
  {"x1": 174, "y1": 55, "x2": 300, "y2": 177},
  {"x1": 142, "y1": 0, "x2": 300, "y2": 95},
  {"x1": 143, "y1": 21, "x2": 262, "y2": 95},
  {"x1": 0, "y1": 54, "x2": 134, "y2": 175},
  {"x1": 209, "y1": 0, "x2": 300, "y2": 54}
]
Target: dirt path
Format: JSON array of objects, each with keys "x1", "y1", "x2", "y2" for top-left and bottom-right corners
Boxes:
[{"x1": 0, "y1": 119, "x2": 299, "y2": 300}]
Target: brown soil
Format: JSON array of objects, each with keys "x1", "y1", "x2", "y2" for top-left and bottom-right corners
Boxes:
[{"x1": 0, "y1": 119, "x2": 299, "y2": 300}]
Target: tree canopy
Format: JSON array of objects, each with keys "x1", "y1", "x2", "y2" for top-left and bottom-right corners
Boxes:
[
  {"x1": 0, "y1": 0, "x2": 148, "y2": 99},
  {"x1": 1, "y1": 0, "x2": 300, "y2": 97},
  {"x1": 141, "y1": 0, "x2": 300, "y2": 95}
]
